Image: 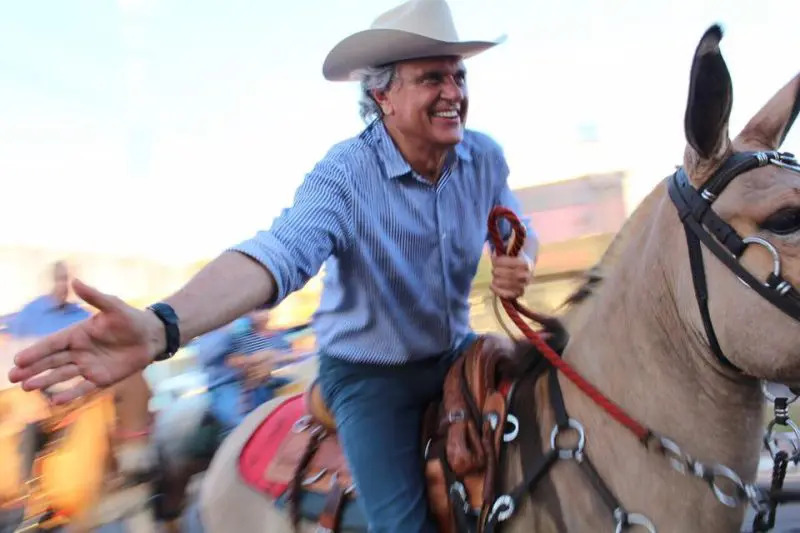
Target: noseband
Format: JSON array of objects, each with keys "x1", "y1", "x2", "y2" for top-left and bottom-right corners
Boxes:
[{"x1": 667, "y1": 150, "x2": 800, "y2": 372}]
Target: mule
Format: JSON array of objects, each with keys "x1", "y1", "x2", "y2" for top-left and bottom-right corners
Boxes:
[
  {"x1": 191, "y1": 25, "x2": 799, "y2": 533},
  {"x1": 0, "y1": 372, "x2": 159, "y2": 533}
]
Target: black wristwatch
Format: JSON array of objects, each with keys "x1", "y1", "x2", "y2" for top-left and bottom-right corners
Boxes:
[{"x1": 147, "y1": 302, "x2": 181, "y2": 362}]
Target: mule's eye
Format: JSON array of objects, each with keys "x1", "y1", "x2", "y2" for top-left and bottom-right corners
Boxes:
[{"x1": 761, "y1": 208, "x2": 800, "y2": 235}]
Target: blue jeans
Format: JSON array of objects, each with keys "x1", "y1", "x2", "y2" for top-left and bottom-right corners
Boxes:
[{"x1": 317, "y1": 334, "x2": 476, "y2": 533}]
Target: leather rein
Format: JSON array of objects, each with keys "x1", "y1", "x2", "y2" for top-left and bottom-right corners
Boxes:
[{"x1": 485, "y1": 150, "x2": 800, "y2": 533}]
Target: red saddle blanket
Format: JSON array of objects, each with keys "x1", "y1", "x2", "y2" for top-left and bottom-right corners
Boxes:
[{"x1": 238, "y1": 394, "x2": 306, "y2": 499}]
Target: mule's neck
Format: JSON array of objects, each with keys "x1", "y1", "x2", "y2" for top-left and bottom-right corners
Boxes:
[{"x1": 559, "y1": 185, "x2": 763, "y2": 503}]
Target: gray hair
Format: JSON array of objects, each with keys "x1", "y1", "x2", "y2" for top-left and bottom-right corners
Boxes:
[{"x1": 357, "y1": 64, "x2": 397, "y2": 123}]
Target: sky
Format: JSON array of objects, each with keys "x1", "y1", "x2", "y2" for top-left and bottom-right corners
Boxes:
[{"x1": 0, "y1": 0, "x2": 798, "y2": 264}]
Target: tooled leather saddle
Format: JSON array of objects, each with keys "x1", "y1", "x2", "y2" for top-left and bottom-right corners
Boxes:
[{"x1": 251, "y1": 334, "x2": 526, "y2": 533}]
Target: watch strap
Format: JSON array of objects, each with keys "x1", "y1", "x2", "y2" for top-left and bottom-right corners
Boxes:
[{"x1": 147, "y1": 302, "x2": 180, "y2": 362}]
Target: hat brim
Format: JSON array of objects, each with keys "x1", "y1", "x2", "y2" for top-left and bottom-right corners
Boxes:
[{"x1": 322, "y1": 29, "x2": 507, "y2": 82}]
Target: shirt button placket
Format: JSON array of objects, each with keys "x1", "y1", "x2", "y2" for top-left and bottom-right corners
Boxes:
[{"x1": 434, "y1": 185, "x2": 452, "y2": 340}]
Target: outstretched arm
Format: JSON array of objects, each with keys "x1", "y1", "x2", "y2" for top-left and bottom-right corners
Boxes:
[
  {"x1": 9, "y1": 156, "x2": 353, "y2": 401},
  {"x1": 146, "y1": 159, "x2": 353, "y2": 359}
]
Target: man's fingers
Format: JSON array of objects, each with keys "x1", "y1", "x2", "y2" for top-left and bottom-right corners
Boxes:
[
  {"x1": 22, "y1": 364, "x2": 81, "y2": 393},
  {"x1": 49, "y1": 379, "x2": 98, "y2": 405},
  {"x1": 11, "y1": 330, "x2": 72, "y2": 372},
  {"x1": 72, "y1": 278, "x2": 123, "y2": 314},
  {"x1": 491, "y1": 255, "x2": 525, "y2": 267},
  {"x1": 491, "y1": 277, "x2": 525, "y2": 292},
  {"x1": 492, "y1": 264, "x2": 531, "y2": 277},
  {"x1": 11, "y1": 351, "x2": 73, "y2": 383},
  {"x1": 490, "y1": 284, "x2": 522, "y2": 300}
]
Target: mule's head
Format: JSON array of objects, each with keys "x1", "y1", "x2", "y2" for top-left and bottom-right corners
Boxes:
[{"x1": 674, "y1": 24, "x2": 800, "y2": 383}]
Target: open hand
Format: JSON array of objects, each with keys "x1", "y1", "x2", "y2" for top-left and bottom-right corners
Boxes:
[{"x1": 7, "y1": 279, "x2": 165, "y2": 404}]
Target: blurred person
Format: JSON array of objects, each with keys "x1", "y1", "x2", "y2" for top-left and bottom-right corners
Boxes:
[
  {"x1": 7, "y1": 261, "x2": 90, "y2": 339},
  {"x1": 0, "y1": 261, "x2": 90, "y2": 528},
  {"x1": 194, "y1": 310, "x2": 294, "y2": 449},
  {"x1": 1, "y1": 260, "x2": 90, "y2": 415},
  {"x1": 8, "y1": 0, "x2": 538, "y2": 531}
]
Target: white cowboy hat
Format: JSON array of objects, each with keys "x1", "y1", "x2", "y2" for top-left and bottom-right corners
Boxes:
[{"x1": 322, "y1": 0, "x2": 507, "y2": 82}]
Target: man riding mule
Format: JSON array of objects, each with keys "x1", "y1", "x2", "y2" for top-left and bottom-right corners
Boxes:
[
  {"x1": 192, "y1": 29, "x2": 800, "y2": 533},
  {"x1": 5, "y1": 1, "x2": 536, "y2": 531},
  {"x1": 9, "y1": 9, "x2": 800, "y2": 533}
]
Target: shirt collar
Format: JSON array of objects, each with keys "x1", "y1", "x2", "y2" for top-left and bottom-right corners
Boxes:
[{"x1": 371, "y1": 120, "x2": 473, "y2": 180}]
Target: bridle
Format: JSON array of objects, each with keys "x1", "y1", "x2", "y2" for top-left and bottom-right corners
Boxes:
[
  {"x1": 483, "y1": 149, "x2": 800, "y2": 533},
  {"x1": 666, "y1": 149, "x2": 800, "y2": 531},
  {"x1": 667, "y1": 150, "x2": 800, "y2": 373}
]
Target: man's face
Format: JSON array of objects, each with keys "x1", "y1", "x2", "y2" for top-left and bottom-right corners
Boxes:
[
  {"x1": 381, "y1": 56, "x2": 468, "y2": 147},
  {"x1": 52, "y1": 263, "x2": 70, "y2": 305}
]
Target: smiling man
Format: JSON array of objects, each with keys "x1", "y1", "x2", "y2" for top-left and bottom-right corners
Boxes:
[{"x1": 7, "y1": 1, "x2": 538, "y2": 531}]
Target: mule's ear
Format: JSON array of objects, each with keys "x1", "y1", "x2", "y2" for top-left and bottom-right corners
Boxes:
[
  {"x1": 683, "y1": 25, "x2": 733, "y2": 175},
  {"x1": 735, "y1": 73, "x2": 800, "y2": 150}
]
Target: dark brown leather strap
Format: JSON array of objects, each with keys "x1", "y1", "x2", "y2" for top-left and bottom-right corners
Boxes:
[{"x1": 317, "y1": 478, "x2": 347, "y2": 532}]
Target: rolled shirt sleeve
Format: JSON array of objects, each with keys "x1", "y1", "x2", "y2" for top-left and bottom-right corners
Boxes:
[{"x1": 228, "y1": 158, "x2": 353, "y2": 307}]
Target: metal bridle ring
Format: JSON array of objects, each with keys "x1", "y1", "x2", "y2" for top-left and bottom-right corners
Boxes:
[
  {"x1": 741, "y1": 236, "x2": 782, "y2": 285},
  {"x1": 765, "y1": 428, "x2": 800, "y2": 461},
  {"x1": 613, "y1": 508, "x2": 656, "y2": 533},
  {"x1": 485, "y1": 412, "x2": 499, "y2": 431},
  {"x1": 655, "y1": 435, "x2": 690, "y2": 475},
  {"x1": 549, "y1": 418, "x2": 586, "y2": 461},
  {"x1": 292, "y1": 415, "x2": 312, "y2": 433},
  {"x1": 447, "y1": 409, "x2": 467, "y2": 424},
  {"x1": 761, "y1": 381, "x2": 800, "y2": 405},
  {"x1": 709, "y1": 463, "x2": 747, "y2": 508},
  {"x1": 490, "y1": 495, "x2": 515, "y2": 523},
  {"x1": 503, "y1": 414, "x2": 520, "y2": 443},
  {"x1": 302, "y1": 468, "x2": 328, "y2": 486}
]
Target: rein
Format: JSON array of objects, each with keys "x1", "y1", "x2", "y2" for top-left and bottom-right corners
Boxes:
[{"x1": 486, "y1": 155, "x2": 800, "y2": 532}]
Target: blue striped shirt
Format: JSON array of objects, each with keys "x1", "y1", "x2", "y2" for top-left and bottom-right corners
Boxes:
[{"x1": 230, "y1": 120, "x2": 537, "y2": 365}]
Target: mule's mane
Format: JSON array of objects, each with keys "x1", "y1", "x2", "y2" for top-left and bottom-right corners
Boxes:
[{"x1": 557, "y1": 181, "x2": 668, "y2": 320}]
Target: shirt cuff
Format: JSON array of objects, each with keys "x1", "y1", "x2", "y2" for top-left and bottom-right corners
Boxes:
[{"x1": 227, "y1": 236, "x2": 294, "y2": 308}]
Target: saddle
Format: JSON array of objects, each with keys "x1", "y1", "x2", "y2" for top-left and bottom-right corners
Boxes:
[{"x1": 250, "y1": 334, "x2": 520, "y2": 533}]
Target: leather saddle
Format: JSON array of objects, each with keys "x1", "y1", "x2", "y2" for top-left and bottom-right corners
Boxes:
[{"x1": 263, "y1": 334, "x2": 520, "y2": 533}]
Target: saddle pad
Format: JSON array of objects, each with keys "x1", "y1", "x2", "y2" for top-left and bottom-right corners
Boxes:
[{"x1": 238, "y1": 394, "x2": 305, "y2": 499}]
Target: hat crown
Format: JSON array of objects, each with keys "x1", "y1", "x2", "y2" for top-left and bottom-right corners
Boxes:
[{"x1": 370, "y1": 0, "x2": 460, "y2": 41}]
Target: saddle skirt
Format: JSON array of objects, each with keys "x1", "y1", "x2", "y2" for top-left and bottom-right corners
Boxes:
[{"x1": 238, "y1": 334, "x2": 520, "y2": 533}]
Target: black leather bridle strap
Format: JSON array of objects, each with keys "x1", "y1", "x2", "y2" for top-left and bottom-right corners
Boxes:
[
  {"x1": 668, "y1": 168, "x2": 800, "y2": 323},
  {"x1": 681, "y1": 223, "x2": 737, "y2": 370},
  {"x1": 667, "y1": 155, "x2": 800, "y2": 374}
]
